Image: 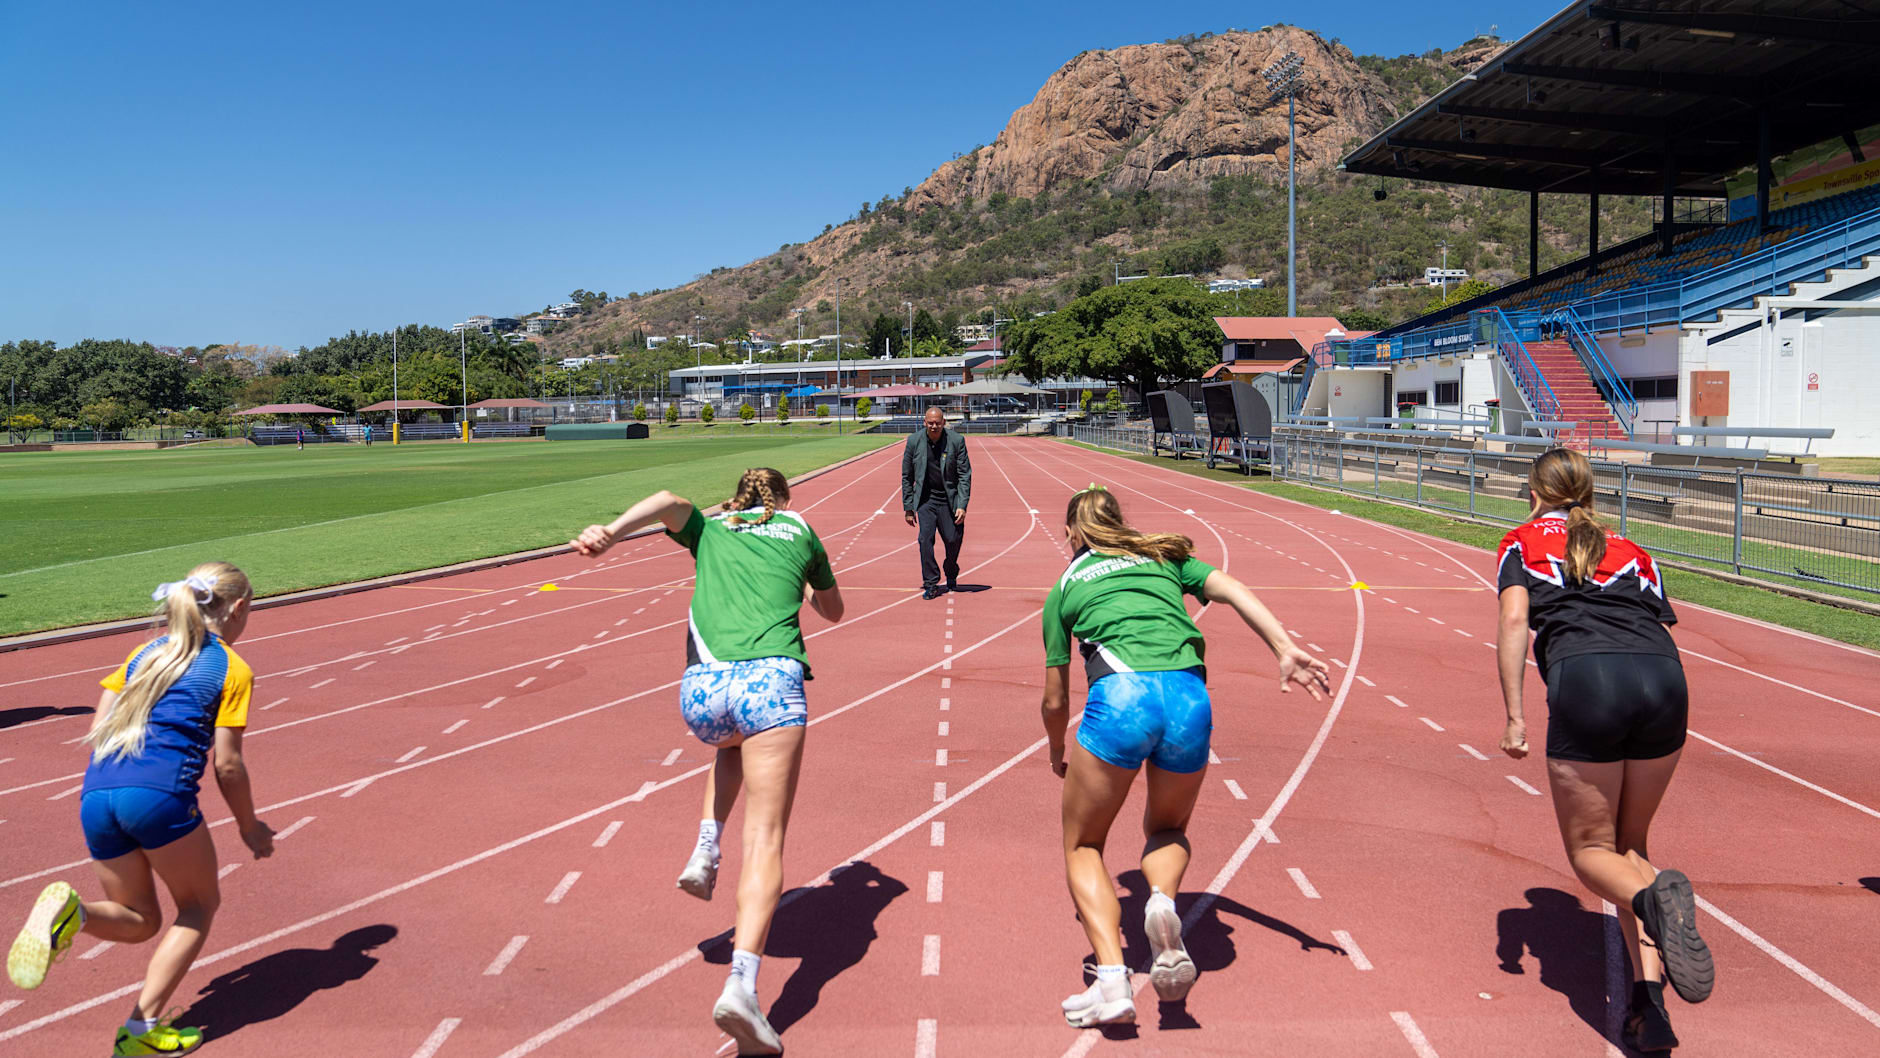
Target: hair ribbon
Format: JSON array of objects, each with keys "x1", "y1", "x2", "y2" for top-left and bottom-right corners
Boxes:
[
  {"x1": 152, "y1": 572, "x2": 218, "y2": 604},
  {"x1": 1074, "y1": 483, "x2": 1108, "y2": 496}
]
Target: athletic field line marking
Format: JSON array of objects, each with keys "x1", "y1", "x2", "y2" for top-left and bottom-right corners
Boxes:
[
  {"x1": 218, "y1": 863, "x2": 242, "y2": 880},
  {"x1": 934, "y1": 748, "x2": 947, "y2": 766},
  {"x1": 482, "y1": 696, "x2": 505, "y2": 710},
  {"x1": 1386, "y1": 695, "x2": 1409, "y2": 709},
  {"x1": 1696, "y1": 893, "x2": 1880, "y2": 1029},
  {"x1": 937, "y1": 721, "x2": 949, "y2": 736},
  {"x1": 1458, "y1": 743, "x2": 1488, "y2": 761},
  {"x1": 443, "y1": 720, "x2": 468, "y2": 735},
  {"x1": 927, "y1": 871, "x2": 943, "y2": 903},
  {"x1": 352, "y1": 660, "x2": 375, "y2": 671},
  {"x1": 921, "y1": 935, "x2": 941, "y2": 976},
  {"x1": 46, "y1": 784, "x2": 80, "y2": 801},
  {"x1": 546, "y1": 659, "x2": 564, "y2": 669},
  {"x1": 1390, "y1": 1011, "x2": 1440, "y2": 1058},
  {"x1": 310, "y1": 678, "x2": 335, "y2": 690},
  {"x1": 79, "y1": 941, "x2": 113, "y2": 960},
  {"x1": 1418, "y1": 717, "x2": 1445, "y2": 732},
  {"x1": 1427, "y1": 616, "x2": 1445, "y2": 625},
  {"x1": 545, "y1": 871, "x2": 581, "y2": 905},
  {"x1": 1223, "y1": 779, "x2": 1248, "y2": 800},
  {"x1": 484, "y1": 935, "x2": 529, "y2": 976},
  {"x1": 939, "y1": 697, "x2": 950, "y2": 710},
  {"x1": 0, "y1": 998, "x2": 21, "y2": 1021},
  {"x1": 915, "y1": 1018, "x2": 938, "y2": 1058},
  {"x1": 593, "y1": 821, "x2": 622, "y2": 848},
  {"x1": 930, "y1": 821, "x2": 945, "y2": 847},
  {"x1": 411, "y1": 1018, "x2": 462, "y2": 1058},
  {"x1": 1286, "y1": 867, "x2": 1320, "y2": 899},
  {"x1": 932, "y1": 782, "x2": 946, "y2": 803},
  {"x1": 1333, "y1": 930, "x2": 1372, "y2": 970},
  {"x1": 261, "y1": 697, "x2": 289, "y2": 711},
  {"x1": 1404, "y1": 606, "x2": 1420, "y2": 614},
  {"x1": 1602, "y1": 900, "x2": 1627, "y2": 1056},
  {"x1": 515, "y1": 676, "x2": 536, "y2": 689},
  {"x1": 274, "y1": 816, "x2": 315, "y2": 842},
  {"x1": 660, "y1": 748, "x2": 682, "y2": 767},
  {"x1": 1506, "y1": 775, "x2": 1544, "y2": 796},
  {"x1": 1689, "y1": 731, "x2": 1880, "y2": 820},
  {"x1": 395, "y1": 746, "x2": 425, "y2": 764},
  {"x1": 1356, "y1": 675, "x2": 1375, "y2": 687}
]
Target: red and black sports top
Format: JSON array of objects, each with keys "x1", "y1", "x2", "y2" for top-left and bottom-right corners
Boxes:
[{"x1": 1496, "y1": 512, "x2": 1678, "y2": 673}]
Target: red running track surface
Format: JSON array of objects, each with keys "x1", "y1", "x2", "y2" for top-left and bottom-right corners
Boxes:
[{"x1": 1, "y1": 439, "x2": 1877, "y2": 1057}]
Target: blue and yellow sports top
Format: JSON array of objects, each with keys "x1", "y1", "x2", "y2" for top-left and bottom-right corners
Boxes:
[{"x1": 83, "y1": 634, "x2": 253, "y2": 799}]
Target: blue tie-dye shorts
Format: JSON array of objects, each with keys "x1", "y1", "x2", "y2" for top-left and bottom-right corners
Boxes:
[
  {"x1": 679, "y1": 657, "x2": 809, "y2": 745},
  {"x1": 1076, "y1": 668, "x2": 1212, "y2": 774}
]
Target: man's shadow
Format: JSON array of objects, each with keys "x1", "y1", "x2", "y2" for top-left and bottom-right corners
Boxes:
[
  {"x1": 1083, "y1": 871, "x2": 1346, "y2": 1032},
  {"x1": 1861, "y1": 877, "x2": 1880, "y2": 897},
  {"x1": 700, "y1": 861, "x2": 908, "y2": 1034},
  {"x1": 947, "y1": 584, "x2": 992, "y2": 594},
  {"x1": 0, "y1": 705, "x2": 90, "y2": 731},
  {"x1": 1497, "y1": 888, "x2": 1641, "y2": 1050},
  {"x1": 176, "y1": 925, "x2": 396, "y2": 1040}
]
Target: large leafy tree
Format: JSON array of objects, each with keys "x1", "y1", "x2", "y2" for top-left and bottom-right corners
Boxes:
[
  {"x1": 864, "y1": 313, "x2": 902, "y2": 357},
  {"x1": 1003, "y1": 277, "x2": 1220, "y2": 398}
]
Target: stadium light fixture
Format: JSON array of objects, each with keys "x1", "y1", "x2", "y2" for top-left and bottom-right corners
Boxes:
[{"x1": 1262, "y1": 51, "x2": 1306, "y2": 316}]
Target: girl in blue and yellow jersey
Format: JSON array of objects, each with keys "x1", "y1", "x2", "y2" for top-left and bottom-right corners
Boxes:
[{"x1": 7, "y1": 562, "x2": 276, "y2": 1057}]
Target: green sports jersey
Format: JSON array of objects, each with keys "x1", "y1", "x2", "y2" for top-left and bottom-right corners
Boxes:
[
  {"x1": 1042, "y1": 548, "x2": 1218, "y2": 683},
  {"x1": 668, "y1": 506, "x2": 837, "y2": 675}
]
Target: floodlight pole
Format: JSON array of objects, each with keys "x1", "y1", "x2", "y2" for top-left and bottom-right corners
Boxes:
[
  {"x1": 834, "y1": 278, "x2": 843, "y2": 434},
  {"x1": 460, "y1": 328, "x2": 469, "y2": 443},
  {"x1": 1264, "y1": 52, "x2": 1304, "y2": 317},
  {"x1": 903, "y1": 300, "x2": 914, "y2": 357},
  {"x1": 392, "y1": 328, "x2": 400, "y2": 444}
]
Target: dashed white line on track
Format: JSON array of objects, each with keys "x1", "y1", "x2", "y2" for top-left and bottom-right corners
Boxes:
[
  {"x1": 484, "y1": 936, "x2": 529, "y2": 976},
  {"x1": 939, "y1": 698, "x2": 950, "y2": 710},
  {"x1": 79, "y1": 941, "x2": 113, "y2": 960},
  {"x1": 1458, "y1": 744, "x2": 1488, "y2": 761},
  {"x1": 934, "y1": 748, "x2": 947, "y2": 766},
  {"x1": 1331, "y1": 658, "x2": 1347, "y2": 668},
  {"x1": 483, "y1": 696, "x2": 505, "y2": 710},
  {"x1": 937, "y1": 722, "x2": 949, "y2": 736},
  {"x1": 1332, "y1": 931, "x2": 1372, "y2": 970},
  {"x1": 1286, "y1": 867, "x2": 1320, "y2": 899},
  {"x1": 1385, "y1": 695, "x2": 1409, "y2": 709},
  {"x1": 926, "y1": 871, "x2": 944, "y2": 903},
  {"x1": 219, "y1": 864, "x2": 242, "y2": 880},
  {"x1": 352, "y1": 661, "x2": 376, "y2": 671},
  {"x1": 46, "y1": 785, "x2": 80, "y2": 802},
  {"x1": 660, "y1": 748, "x2": 682, "y2": 767},
  {"x1": 941, "y1": 677, "x2": 951, "y2": 689},
  {"x1": 260, "y1": 698, "x2": 289, "y2": 711},
  {"x1": 1390, "y1": 1011, "x2": 1440, "y2": 1057},
  {"x1": 1506, "y1": 775, "x2": 1543, "y2": 796},
  {"x1": 1418, "y1": 717, "x2": 1445, "y2": 732},
  {"x1": 516, "y1": 677, "x2": 536, "y2": 689},
  {"x1": 1403, "y1": 607, "x2": 1420, "y2": 615},
  {"x1": 396, "y1": 747, "x2": 426, "y2": 764},
  {"x1": 275, "y1": 816, "x2": 315, "y2": 841},
  {"x1": 545, "y1": 872, "x2": 582, "y2": 905},
  {"x1": 1223, "y1": 779, "x2": 1248, "y2": 800},
  {"x1": 1306, "y1": 642, "x2": 1324, "y2": 653},
  {"x1": 310, "y1": 678, "x2": 335, "y2": 690},
  {"x1": 921, "y1": 935, "x2": 942, "y2": 976},
  {"x1": 932, "y1": 782, "x2": 946, "y2": 803},
  {"x1": 411, "y1": 1017, "x2": 462, "y2": 1058},
  {"x1": 0, "y1": 999, "x2": 20, "y2": 1020},
  {"x1": 1452, "y1": 628, "x2": 1471, "y2": 636},
  {"x1": 915, "y1": 1018, "x2": 938, "y2": 1058},
  {"x1": 384, "y1": 638, "x2": 408, "y2": 646},
  {"x1": 592, "y1": 631, "x2": 607, "y2": 640},
  {"x1": 1427, "y1": 617, "x2": 1445, "y2": 626},
  {"x1": 546, "y1": 659, "x2": 564, "y2": 670},
  {"x1": 929, "y1": 821, "x2": 945, "y2": 847},
  {"x1": 1355, "y1": 675, "x2": 1375, "y2": 687},
  {"x1": 593, "y1": 821, "x2": 623, "y2": 848}
]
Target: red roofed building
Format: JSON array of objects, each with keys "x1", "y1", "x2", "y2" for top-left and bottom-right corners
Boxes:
[{"x1": 1206, "y1": 317, "x2": 1372, "y2": 381}]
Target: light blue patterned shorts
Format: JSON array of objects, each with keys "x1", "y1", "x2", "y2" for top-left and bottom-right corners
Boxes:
[
  {"x1": 1077, "y1": 668, "x2": 1213, "y2": 774},
  {"x1": 679, "y1": 658, "x2": 808, "y2": 745}
]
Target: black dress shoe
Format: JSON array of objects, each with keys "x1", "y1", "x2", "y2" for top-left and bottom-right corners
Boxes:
[
  {"x1": 922, "y1": 585, "x2": 943, "y2": 600},
  {"x1": 945, "y1": 580, "x2": 958, "y2": 593}
]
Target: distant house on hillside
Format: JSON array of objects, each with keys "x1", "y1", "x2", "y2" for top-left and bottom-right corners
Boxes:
[{"x1": 1206, "y1": 317, "x2": 1371, "y2": 381}]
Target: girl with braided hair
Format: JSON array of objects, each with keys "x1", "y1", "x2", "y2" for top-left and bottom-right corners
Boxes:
[{"x1": 571, "y1": 467, "x2": 844, "y2": 1055}]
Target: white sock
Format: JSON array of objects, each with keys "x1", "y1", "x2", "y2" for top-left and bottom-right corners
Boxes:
[
  {"x1": 1146, "y1": 887, "x2": 1177, "y2": 916},
  {"x1": 730, "y1": 949, "x2": 761, "y2": 997},
  {"x1": 697, "y1": 819, "x2": 721, "y2": 854},
  {"x1": 1094, "y1": 964, "x2": 1128, "y2": 983},
  {"x1": 125, "y1": 1016, "x2": 154, "y2": 1034}
]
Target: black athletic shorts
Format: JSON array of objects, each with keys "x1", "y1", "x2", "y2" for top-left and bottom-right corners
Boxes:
[{"x1": 1543, "y1": 652, "x2": 1688, "y2": 763}]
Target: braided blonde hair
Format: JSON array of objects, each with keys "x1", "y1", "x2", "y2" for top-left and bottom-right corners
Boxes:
[{"x1": 726, "y1": 467, "x2": 790, "y2": 526}]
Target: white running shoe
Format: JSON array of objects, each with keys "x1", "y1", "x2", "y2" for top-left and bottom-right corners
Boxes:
[
  {"x1": 1061, "y1": 970, "x2": 1136, "y2": 1028},
  {"x1": 712, "y1": 977, "x2": 783, "y2": 1055},
  {"x1": 1144, "y1": 892, "x2": 1196, "y2": 1002},
  {"x1": 677, "y1": 846, "x2": 719, "y2": 901}
]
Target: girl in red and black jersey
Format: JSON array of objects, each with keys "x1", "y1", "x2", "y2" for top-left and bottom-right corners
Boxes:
[{"x1": 1494, "y1": 449, "x2": 1713, "y2": 1053}]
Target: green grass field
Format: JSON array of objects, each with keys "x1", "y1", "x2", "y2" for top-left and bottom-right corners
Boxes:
[{"x1": 0, "y1": 434, "x2": 893, "y2": 636}]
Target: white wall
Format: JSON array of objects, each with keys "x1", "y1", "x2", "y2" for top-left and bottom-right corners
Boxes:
[
  {"x1": 1599, "y1": 329, "x2": 1679, "y2": 377},
  {"x1": 1325, "y1": 368, "x2": 1391, "y2": 420},
  {"x1": 1682, "y1": 308, "x2": 1880, "y2": 456},
  {"x1": 1390, "y1": 353, "x2": 1497, "y2": 420}
]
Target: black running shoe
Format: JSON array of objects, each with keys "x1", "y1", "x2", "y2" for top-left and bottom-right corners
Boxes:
[
  {"x1": 1632, "y1": 870, "x2": 1714, "y2": 1004},
  {"x1": 922, "y1": 585, "x2": 943, "y2": 600},
  {"x1": 1624, "y1": 980, "x2": 1678, "y2": 1053}
]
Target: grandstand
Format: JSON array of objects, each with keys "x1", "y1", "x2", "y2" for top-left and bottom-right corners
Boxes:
[{"x1": 1318, "y1": 0, "x2": 1880, "y2": 457}]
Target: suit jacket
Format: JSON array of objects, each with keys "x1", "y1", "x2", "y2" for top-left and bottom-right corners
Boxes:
[{"x1": 901, "y1": 428, "x2": 972, "y2": 513}]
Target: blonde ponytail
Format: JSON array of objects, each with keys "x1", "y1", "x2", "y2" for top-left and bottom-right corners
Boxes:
[
  {"x1": 726, "y1": 467, "x2": 790, "y2": 526},
  {"x1": 1065, "y1": 486, "x2": 1192, "y2": 564},
  {"x1": 89, "y1": 561, "x2": 251, "y2": 761},
  {"x1": 1528, "y1": 448, "x2": 1606, "y2": 583}
]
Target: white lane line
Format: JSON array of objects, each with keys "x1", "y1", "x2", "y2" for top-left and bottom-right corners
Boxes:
[
  {"x1": 614, "y1": 619, "x2": 628, "y2": 627},
  {"x1": 1385, "y1": 695, "x2": 1409, "y2": 709},
  {"x1": 1603, "y1": 900, "x2": 1627, "y2": 1056},
  {"x1": 1452, "y1": 628, "x2": 1471, "y2": 636},
  {"x1": 1382, "y1": 597, "x2": 1398, "y2": 604},
  {"x1": 352, "y1": 661, "x2": 376, "y2": 672},
  {"x1": 941, "y1": 678, "x2": 951, "y2": 689},
  {"x1": 411, "y1": 1017, "x2": 462, "y2": 1058},
  {"x1": 1356, "y1": 675, "x2": 1375, "y2": 687},
  {"x1": 1223, "y1": 779, "x2": 1248, "y2": 800},
  {"x1": 340, "y1": 779, "x2": 375, "y2": 799},
  {"x1": 593, "y1": 821, "x2": 623, "y2": 848},
  {"x1": 0, "y1": 998, "x2": 19, "y2": 1020},
  {"x1": 1506, "y1": 775, "x2": 1543, "y2": 796},
  {"x1": 1427, "y1": 617, "x2": 1445, "y2": 626},
  {"x1": 546, "y1": 659, "x2": 564, "y2": 670},
  {"x1": 1418, "y1": 717, "x2": 1445, "y2": 732},
  {"x1": 1207, "y1": 749, "x2": 1221, "y2": 765},
  {"x1": 384, "y1": 637, "x2": 408, "y2": 647},
  {"x1": 1696, "y1": 894, "x2": 1880, "y2": 1028},
  {"x1": 930, "y1": 821, "x2": 945, "y2": 847},
  {"x1": 592, "y1": 632, "x2": 607, "y2": 640},
  {"x1": 274, "y1": 816, "x2": 315, "y2": 841},
  {"x1": 939, "y1": 697, "x2": 950, "y2": 710},
  {"x1": 443, "y1": 720, "x2": 469, "y2": 735},
  {"x1": 1390, "y1": 1011, "x2": 1441, "y2": 1058},
  {"x1": 1458, "y1": 744, "x2": 1488, "y2": 761},
  {"x1": 1689, "y1": 731, "x2": 1880, "y2": 821},
  {"x1": 1333, "y1": 930, "x2": 1372, "y2": 970},
  {"x1": 46, "y1": 785, "x2": 80, "y2": 801},
  {"x1": 483, "y1": 696, "x2": 505, "y2": 710},
  {"x1": 485, "y1": 935, "x2": 529, "y2": 976},
  {"x1": 932, "y1": 782, "x2": 946, "y2": 803},
  {"x1": 310, "y1": 678, "x2": 335, "y2": 690},
  {"x1": 1404, "y1": 607, "x2": 1420, "y2": 615},
  {"x1": 1307, "y1": 642, "x2": 1324, "y2": 653},
  {"x1": 1286, "y1": 868, "x2": 1320, "y2": 899},
  {"x1": 396, "y1": 747, "x2": 426, "y2": 765},
  {"x1": 921, "y1": 935, "x2": 941, "y2": 976},
  {"x1": 545, "y1": 871, "x2": 581, "y2": 905},
  {"x1": 934, "y1": 748, "x2": 947, "y2": 767},
  {"x1": 915, "y1": 1018, "x2": 938, "y2": 1058},
  {"x1": 260, "y1": 698, "x2": 289, "y2": 711},
  {"x1": 515, "y1": 677, "x2": 536, "y2": 689},
  {"x1": 937, "y1": 722, "x2": 949, "y2": 737},
  {"x1": 425, "y1": 624, "x2": 445, "y2": 633},
  {"x1": 927, "y1": 871, "x2": 944, "y2": 903},
  {"x1": 219, "y1": 864, "x2": 242, "y2": 880},
  {"x1": 660, "y1": 748, "x2": 683, "y2": 767},
  {"x1": 79, "y1": 941, "x2": 113, "y2": 960}
]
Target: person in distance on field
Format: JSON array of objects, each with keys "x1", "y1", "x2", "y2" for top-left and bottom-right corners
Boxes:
[
  {"x1": 1493, "y1": 448, "x2": 1713, "y2": 1052},
  {"x1": 1039, "y1": 485, "x2": 1328, "y2": 1028},
  {"x1": 7, "y1": 562, "x2": 275, "y2": 1057},
  {"x1": 571, "y1": 468, "x2": 844, "y2": 1056},
  {"x1": 901, "y1": 406, "x2": 971, "y2": 599}
]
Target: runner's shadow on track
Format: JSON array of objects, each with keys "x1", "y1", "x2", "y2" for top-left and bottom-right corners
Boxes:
[
  {"x1": 174, "y1": 925, "x2": 396, "y2": 1041},
  {"x1": 1089, "y1": 872, "x2": 1347, "y2": 1032},
  {"x1": 699, "y1": 861, "x2": 908, "y2": 1035},
  {"x1": 0, "y1": 705, "x2": 91, "y2": 731},
  {"x1": 1861, "y1": 877, "x2": 1880, "y2": 897},
  {"x1": 947, "y1": 583, "x2": 992, "y2": 593},
  {"x1": 1496, "y1": 889, "x2": 1627, "y2": 1049}
]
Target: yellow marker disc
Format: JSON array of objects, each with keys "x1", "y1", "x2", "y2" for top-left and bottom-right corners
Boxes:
[
  {"x1": 539, "y1": 583, "x2": 560, "y2": 592},
  {"x1": 1349, "y1": 581, "x2": 1371, "y2": 591}
]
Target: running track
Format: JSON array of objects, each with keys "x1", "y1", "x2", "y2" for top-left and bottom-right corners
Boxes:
[{"x1": 1, "y1": 439, "x2": 1876, "y2": 1057}]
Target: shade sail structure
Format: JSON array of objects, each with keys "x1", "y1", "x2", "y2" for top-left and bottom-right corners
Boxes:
[
  {"x1": 934, "y1": 379, "x2": 1050, "y2": 396},
  {"x1": 852, "y1": 385, "x2": 936, "y2": 398},
  {"x1": 231, "y1": 403, "x2": 344, "y2": 416},
  {"x1": 1203, "y1": 359, "x2": 1305, "y2": 379},
  {"x1": 468, "y1": 398, "x2": 552, "y2": 409},
  {"x1": 357, "y1": 399, "x2": 449, "y2": 412}
]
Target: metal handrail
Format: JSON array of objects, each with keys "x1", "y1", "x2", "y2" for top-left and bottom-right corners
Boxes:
[
  {"x1": 1477, "y1": 308, "x2": 1561, "y2": 423},
  {"x1": 1546, "y1": 306, "x2": 1637, "y2": 438}
]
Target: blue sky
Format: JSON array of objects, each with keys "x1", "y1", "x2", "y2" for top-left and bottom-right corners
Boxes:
[{"x1": 0, "y1": 1, "x2": 1564, "y2": 350}]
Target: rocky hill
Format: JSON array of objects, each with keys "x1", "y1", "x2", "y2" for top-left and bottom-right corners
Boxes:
[{"x1": 543, "y1": 27, "x2": 1646, "y2": 359}]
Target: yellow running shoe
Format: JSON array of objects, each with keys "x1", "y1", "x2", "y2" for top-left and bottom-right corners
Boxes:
[
  {"x1": 8, "y1": 880, "x2": 84, "y2": 990},
  {"x1": 114, "y1": 1016, "x2": 204, "y2": 1055}
]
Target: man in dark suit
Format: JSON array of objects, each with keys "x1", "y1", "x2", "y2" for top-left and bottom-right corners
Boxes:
[{"x1": 902, "y1": 407, "x2": 972, "y2": 600}]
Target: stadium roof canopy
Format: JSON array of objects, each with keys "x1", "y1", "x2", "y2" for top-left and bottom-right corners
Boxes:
[{"x1": 1341, "y1": 0, "x2": 1880, "y2": 197}]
